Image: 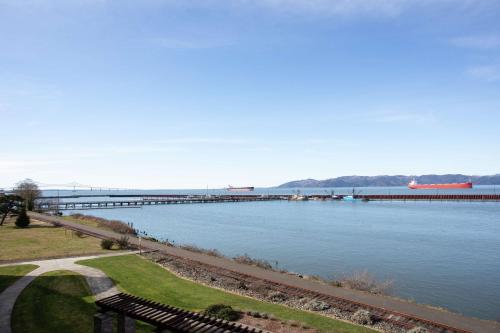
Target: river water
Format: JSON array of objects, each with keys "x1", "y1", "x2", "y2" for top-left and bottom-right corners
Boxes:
[{"x1": 47, "y1": 186, "x2": 500, "y2": 320}]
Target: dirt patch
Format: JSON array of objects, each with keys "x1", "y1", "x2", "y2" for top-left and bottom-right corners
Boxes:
[{"x1": 239, "y1": 314, "x2": 318, "y2": 333}]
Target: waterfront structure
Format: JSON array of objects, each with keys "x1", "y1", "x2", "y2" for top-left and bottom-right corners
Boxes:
[{"x1": 408, "y1": 180, "x2": 473, "y2": 189}]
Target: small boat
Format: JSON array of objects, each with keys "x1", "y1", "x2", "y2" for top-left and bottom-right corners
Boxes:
[
  {"x1": 290, "y1": 194, "x2": 308, "y2": 201},
  {"x1": 342, "y1": 188, "x2": 363, "y2": 201},
  {"x1": 289, "y1": 190, "x2": 308, "y2": 201},
  {"x1": 226, "y1": 185, "x2": 254, "y2": 192},
  {"x1": 408, "y1": 180, "x2": 472, "y2": 189}
]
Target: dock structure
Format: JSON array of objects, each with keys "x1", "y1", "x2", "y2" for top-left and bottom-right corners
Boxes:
[
  {"x1": 35, "y1": 195, "x2": 285, "y2": 211},
  {"x1": 355, "y1": 194, "x2": 500, "y2": 201},
  {"x1": 34, "y1": 193, "x2": 500, "y2": 211}
]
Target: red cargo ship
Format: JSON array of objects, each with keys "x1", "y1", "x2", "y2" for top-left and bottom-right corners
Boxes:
[{"x1": 408, "y1": 180, "x2": 472, "y2": 189}]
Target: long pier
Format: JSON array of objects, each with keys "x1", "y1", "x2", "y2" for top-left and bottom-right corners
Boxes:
[
  {"x1": 35, "y1": 195, "x2": 285, "y2": 211},
  {"x1": 34, "y1": 193, "x2": 500, "y2": 211}
]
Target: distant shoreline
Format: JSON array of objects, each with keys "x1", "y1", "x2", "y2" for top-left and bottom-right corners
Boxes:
[{"x1": 277, "y1": 174, "x2": 500, "y2": 188}]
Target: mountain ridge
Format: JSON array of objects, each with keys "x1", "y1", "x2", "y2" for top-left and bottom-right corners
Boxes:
[{"x1": 277, "y1": 174, "x2": 500, "y2": 188}]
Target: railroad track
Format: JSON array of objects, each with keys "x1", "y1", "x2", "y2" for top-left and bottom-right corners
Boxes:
[{"x1": 149, "y1": 252, "x2": 472, "y2": 333}]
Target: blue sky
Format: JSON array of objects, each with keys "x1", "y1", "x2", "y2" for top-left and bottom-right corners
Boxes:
[{"x1": 1, "y1": 0, "x2": 499, "y2": 189}]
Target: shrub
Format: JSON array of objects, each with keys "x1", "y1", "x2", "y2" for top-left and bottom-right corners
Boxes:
[
  {"x1": 303, "y1": 299, "x2": 331, "y2": 311},
  {"x1": 250, "y1": 281, "x2": 271, "y2": 295},
  {"x1": 268, "y1": 291, "x2": 288, "y2": 302},
  {"x1": 70, "y1": 214, "x2": 136, "y2": 235},
  {"x1": 116, "y1": 236, "x2": 129, "y2": 249},
  {"x1": 74, "y1": 230, "x2": 84, "y2": 238},
  {"x1": 101, "y1": 239, "x2": 114, "y2": 250},
  {"x1": 205, "y1": 248, "x2": 223, "y2": 257},
  {"x1": 143, "y1": 236, "x2": 159, "y2": 243},
  {"x1": 217, "y1": 307, "x2": 240, "y2": 321},
  {"x1": 233, "y1": 254, "x2": 273, "y2": 270},
  {"x1": 15, "y1": 209, "x2": 30, "y2": 228},
  {"x1": 339, "y1": 270, "x2": 393, "y2": 295},
  {"x1": 351, "y1": 309, "x2": 373, "y2": 325},
  {"x1": 179, "y1": 244, "x2": 224, "y2": 257},
  {"x1": 329, "y1": 280, "x2": 342, "y2": 287},
  {"x1": 203, "y1": 304, "x2": 240, "y2": 321},
  {"x1": 251, "y1": 311, "x2": 261, "y2": 318}
]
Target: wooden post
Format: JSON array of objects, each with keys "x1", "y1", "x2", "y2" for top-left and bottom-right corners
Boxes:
[
  {"x1": 94, "y1": 312, "x2": 113, "y2": 333},
  {"x1": 118, "y1": 313, "x2": 136, "y2": 333}
]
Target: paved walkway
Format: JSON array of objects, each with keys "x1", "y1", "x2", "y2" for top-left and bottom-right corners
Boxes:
[
  {"x1": 0, "y1": 252, "x2": 128, "y2": 333},
  {"x1": 29, "y1": 212, "x2": 500, "y2": 333}
]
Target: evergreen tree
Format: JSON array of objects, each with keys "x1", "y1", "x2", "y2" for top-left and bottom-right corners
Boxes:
[
  {"x1": 0, "y1": 194, "x2": 24, "y2": 226},
  {"x1": 15, "y1": 209, "x2": 30, "y2": 228}
]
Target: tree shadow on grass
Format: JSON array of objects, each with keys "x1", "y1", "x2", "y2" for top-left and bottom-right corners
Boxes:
[
  {"x1": 10, "y1": 271, "x2": 154, "y2": 333},
  {"x1": 13, "y1": 224, "x2": 57, "y2": 230},
  {"x1": 0, "y1": 275, "x2": 24, "y2": 293},
  {"x1": 11, "y1": 272, "x2": 96, "y2": 333}
]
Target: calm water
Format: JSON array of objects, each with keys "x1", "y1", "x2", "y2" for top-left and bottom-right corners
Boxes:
[{"x1": 51, "y1": 186, "x2": 500, "y2": 320}]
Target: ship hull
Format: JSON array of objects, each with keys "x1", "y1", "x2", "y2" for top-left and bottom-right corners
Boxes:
[
  {"x1": 226, "y1": 187, "x2": 254, "y2": 192},
  {"x1": 408, "y1": 182, "x2": 472, "y2": 189}
]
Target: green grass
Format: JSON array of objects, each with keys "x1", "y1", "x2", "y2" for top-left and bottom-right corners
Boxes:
[
  {"x1": 0, "y1": 218, "x2": 114, "y2": 262},
  {"x1": 0, "y1": 264, "x2": 38, "y2": 293},
  {"x1": 12, "y1": 270, "x2": 97, "y2": 333},
  {"x1": 79, "y1": 255, "x2": 375, "y2": 333},
  {"x1": 11, "y1": 270, "x2": 153, "y2": 333}
]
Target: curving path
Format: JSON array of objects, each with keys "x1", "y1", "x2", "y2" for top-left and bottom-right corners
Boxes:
[{"x1": 0, "y1": 252, "x2": 129, "y2": 333}]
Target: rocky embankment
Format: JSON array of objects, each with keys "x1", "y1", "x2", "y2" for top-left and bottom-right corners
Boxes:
[{"x1": 142, "y1": 252, "x2": 429, "y2": 333}]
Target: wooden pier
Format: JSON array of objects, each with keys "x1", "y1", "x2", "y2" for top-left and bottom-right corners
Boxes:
[
  {"x1": 34, "y1": 193, "x2": 500, "y2": 211},
  {"x1": 36, "y1": 195, "x2": 284, "y2": 211}
]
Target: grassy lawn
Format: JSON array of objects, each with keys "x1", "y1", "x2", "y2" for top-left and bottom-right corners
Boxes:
[
  {"x1": 79, "y1": 255, "x2": 375, "y2": 333},
  {"x1": 0, "y1": 218, "x2": 115, "y2": 262},
  {"x1": 0, "y1": 264, "x2": 38, "y2": 293},
  {"x1": 12, "y1": 270, "x2": 96, "y2": 333},
  {"x1": 11, "y1": 270, "x2": 153, "y2": 333}
]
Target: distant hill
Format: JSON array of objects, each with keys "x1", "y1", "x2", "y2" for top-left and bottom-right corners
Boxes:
[{"x1": 277, "y1": 174, "x2": 500, "y2": 188}]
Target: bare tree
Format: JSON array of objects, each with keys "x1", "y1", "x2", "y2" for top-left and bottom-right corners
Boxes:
[{"x1": 13, "y1": 179, "x2": 41, "y2": 211}]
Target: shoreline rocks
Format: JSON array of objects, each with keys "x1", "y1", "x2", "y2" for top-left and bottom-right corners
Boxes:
[{"x1": 142, "y1": 252, "x2": 415, "y2": 333}]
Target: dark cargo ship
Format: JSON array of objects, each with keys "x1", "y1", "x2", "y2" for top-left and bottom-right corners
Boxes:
[{"x1": 226, "y1": 185, "x2": 254, "y2": 192}]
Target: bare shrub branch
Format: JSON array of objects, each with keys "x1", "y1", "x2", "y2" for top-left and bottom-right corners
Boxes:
[
  {"x1": 337, "y1": 270, "x2": 393, "y2": 295},
  {"x1": 70, "y1": 213, "x2": 136, "y2": 235}
]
